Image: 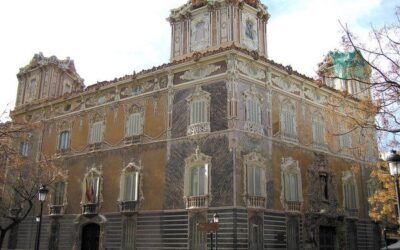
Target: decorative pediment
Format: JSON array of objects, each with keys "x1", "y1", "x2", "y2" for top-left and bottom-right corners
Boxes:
[
  {"x1": 186, "y1": 85, "x2": 211, "y2": 102},
  {"x1": 180, "y1": 64, "x2": 221, "y2": 81},
  {"x1": 122, "y1": 162, "x2": 142, "y2": 173},
  {"x1": 244, "y1": 84, "x2": 263, "y2": 101},
  {"x1": 281, "y1": 157, "x2": 297, "y2": 169},
  {"x1": 244, "y1": 152, "x2": 267, "y2": 166},
  {"x1": 185, "y1": 146, "x2": 211, "y2": 166}
]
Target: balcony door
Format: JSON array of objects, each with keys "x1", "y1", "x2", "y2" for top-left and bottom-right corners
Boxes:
[{"x1": 81, "y1": 223, "x2": 100, "y2": 250}]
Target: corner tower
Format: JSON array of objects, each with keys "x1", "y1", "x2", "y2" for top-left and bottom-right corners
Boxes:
[
  {"x1": 15, "y1": 53, "x2": 84, "y2": 107},
  {"x1": 168, "y1": 0, "x2": 270, "y2": 61}
]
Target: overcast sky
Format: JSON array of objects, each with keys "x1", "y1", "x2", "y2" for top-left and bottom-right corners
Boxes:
[{"x1": 0, "y1": 0, "x2": 397, "y2": 115}]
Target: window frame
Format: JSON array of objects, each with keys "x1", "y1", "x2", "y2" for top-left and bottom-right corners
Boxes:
[
  {"x1": 89, "y1": 120, "x2": 105, "y2": 145},
  {"x1": 125, "y1": 111, "x2": 144, "y2": 138},
  {"x1": 119, "y1": 163, "x2": 141, "y2": 202},
  {"x1": 280, "y1": 157, "x2": 303, "y2": 205},
  {"x1": 312, "y1": 112, "x2": 326, "y2": 148},
  {"x1": 244, "y1": 153, "x2": 267, "y2": 199},
  {"x1": 58, "y1": 130, "x2": 70, "y2": 151},
  {"x1": 184, "y1": 147, "x2": 212, "y2": 198},
  {"x1": 342, "y1": 171, "x2": 359, "y2": 211},
  {"x1": 186, "y1": 86, "x2": 211, "y2": 136},
  {"x1": 82, "y1": 168, "x2": 102, "y2": 204}
]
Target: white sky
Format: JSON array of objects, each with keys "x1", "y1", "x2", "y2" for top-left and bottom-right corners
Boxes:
[{"x1": 0, "y1": 0, "x2": 397, "y2": 115}]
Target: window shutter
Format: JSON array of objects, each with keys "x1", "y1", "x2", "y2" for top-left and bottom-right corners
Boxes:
[
  {"x1": 134, "y1": 172, "x2": 138, "y2": 201},
  {"x1": 248, "y1": 166, "x2": 254, "y2": 195},
  {"x1": 284, "y1": 173, "x2": 290, "y2": 201}
]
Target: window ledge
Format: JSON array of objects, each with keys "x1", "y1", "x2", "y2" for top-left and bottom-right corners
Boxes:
[
  {"x1": 49, "y1": 205, "x2": 65, "y2": 217},
  {"x1": 185, "y1": 195, "x2": 209, "y2": 210},
  {"x1": 187, "y1": 122, "x2": 210, "y2": 136},
  {"x1": 313, "y1": 142, "x2": 328, "y2": 150},
  {"x1": 281, "y1": 133, "x2": 298, "y2": 143}
]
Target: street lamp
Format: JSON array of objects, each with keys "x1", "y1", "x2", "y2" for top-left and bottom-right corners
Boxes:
[
  {"x1": 213, "y1": 213, "x2": 219, "y2": 250},
  {"x1": 34, "y1": 185, "x2": 48, "y2": 250},
  {"x1": 387, "y1": 150, "x2": 400, "y2": 233}
]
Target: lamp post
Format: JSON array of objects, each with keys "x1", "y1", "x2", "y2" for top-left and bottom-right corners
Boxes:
[
  {"x1": 34, "y1": 185, "x2": 48, "y2": 250},
  {"x1": 213, "y1": 213, "x2": 219, "y2": 250},
  {"x1": 387, "y1": 150, "x2": 400, "y2": 234}
]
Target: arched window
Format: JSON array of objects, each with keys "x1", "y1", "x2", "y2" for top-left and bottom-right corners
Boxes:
[
  {"x1": 281, "y1": 100, "x2": 297, "y2": 141},
  {"x1": 342, "y1": 171, "x2": 358, "y2": 217},
  {"x1": 58, "y1": 131, "x2": 70, "y2": 150},
  {"x1": 312, "y1": 112, "x2": 326, "y2": 148},
  {"x1": 186, "y1": 86, "x2": 211, "y2": 136},
  {"x1": 184, "y1": 147, "x2": 211, "y2": 209}
]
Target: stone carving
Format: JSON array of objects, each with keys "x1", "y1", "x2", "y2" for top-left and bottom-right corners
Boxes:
[
  {"x1": 241, "y1": 13, "x2": 258, "y2": 51},
  {"x1": 191, "y1": 14, "x2": 210, "y2": 51},
  {"x1": 272, "y1": 76, "x2": 301, "y2": 95},
  {"x1": 237, "y1": 60, "x2": 266, "y2": 80},
  {"x1": 180, "y1": 64, "x2": 221, "y2": 81}
]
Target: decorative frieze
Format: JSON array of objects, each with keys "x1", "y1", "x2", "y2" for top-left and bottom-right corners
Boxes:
[{"x1": 237, "y1": 60, "x2": 266, "y2": 80}]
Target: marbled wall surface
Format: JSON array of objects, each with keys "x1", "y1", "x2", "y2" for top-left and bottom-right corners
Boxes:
[
  {"x1": 171, "y1": 81, "x2": 228, "y2": 138},
  {"x1": 165, "y1": 135, "x2": 233, "y2": 209}
]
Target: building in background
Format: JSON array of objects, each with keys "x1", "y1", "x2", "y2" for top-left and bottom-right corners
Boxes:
[{"x1": 6, "y1": 0, "x2": 381, "y2": 249}]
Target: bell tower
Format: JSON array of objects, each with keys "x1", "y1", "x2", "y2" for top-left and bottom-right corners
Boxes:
[{"x1": 168, "y1": 0, "x2": 270, "y2": 61}]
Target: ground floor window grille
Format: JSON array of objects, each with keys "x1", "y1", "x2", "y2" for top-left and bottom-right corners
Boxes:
[
  {"x1": 287, "y1": 216, "x2": 299, "y2": 250},
  {"x1": 189, "y1": 214, "x2": 206, "y2": 250},
  {"x1": 122, "y1": 218, "x2": 136, "y2": 250}
]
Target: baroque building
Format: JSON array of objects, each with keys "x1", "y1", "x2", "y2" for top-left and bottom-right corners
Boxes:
[{"x1": 6, "y1": 0, "x2": 381, "y2": 249}]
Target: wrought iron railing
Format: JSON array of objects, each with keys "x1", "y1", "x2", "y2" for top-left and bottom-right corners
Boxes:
[
  {"x1": 185, "y1": 195, "x2": 208, "y2": 209},
  {"x1": 119, "y1": 201, "x2": 138, "y2": 214}
]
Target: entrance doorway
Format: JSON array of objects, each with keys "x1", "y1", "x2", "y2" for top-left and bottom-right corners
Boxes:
[
  {"x1": 319, "y1": 226, "x2": 336, "y2": 250},
  {"x1": 81, "y1": 223, "x2": 100, "y2": 250}
]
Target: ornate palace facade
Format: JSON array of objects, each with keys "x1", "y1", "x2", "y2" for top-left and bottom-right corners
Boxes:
[{"x1": 6, "y1": 0, "x2": 381, "y2": 249}]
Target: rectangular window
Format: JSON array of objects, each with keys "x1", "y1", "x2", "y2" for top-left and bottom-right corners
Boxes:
[
  {"x1": 344, "y1": 182, "x2": 357, "y2": 209},
  {"x1": 190, "y1": 165, "x2": 207, "y2": 196},
  {"x1": 53, "y1": 181, "x2": 65, "y2": 206},
  {"x1": 123, "y1": 172, "x2": 138, "y2": 201},
  {"x1": 58, "y1": 131, "x2": 70, "y2": 150},
  {"x1": 85, "y1": 176, "x2": 100, "y2": 203},
  {"x1": 282, "y1": 109, "x2": 296, "y2": 138},
  {"x1": 313, "y1": 120, "x2": 325, "y2": 145},
  {"x1": 126, "y1": 113, "x2": 143, "y2": 137},
  {"x1": 246, "y1": 99, "x2": 261, "y2": 125},
  {"x1": 248, "y1": 166, "x2": 263, "y2": 196},
  {"x1": 89, "y1": 121, "x2": 103, "y2": 144},
  {"x1": 285, "y1": 173, "x2": 299, "y2": 202},
  {"x1": 19, "y1": 141, "x2": 29, "y2": 157},
  {"x1": 190, "y1": 100, "x2": 207, "y2": 124},
  {"x1": 340, "y1": 126, "x2": 352, "y2": 149}
]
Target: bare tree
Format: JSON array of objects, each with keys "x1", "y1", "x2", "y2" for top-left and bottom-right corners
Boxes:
[{"x1": 0, "y1": 119, "x2": 56, "y2": 248}]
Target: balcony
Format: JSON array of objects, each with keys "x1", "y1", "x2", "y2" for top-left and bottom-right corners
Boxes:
[
  {"x1": 82, "y1": 203, "x2": 99, "y2": 216},
  {"x1": 124, "y1": 135, "x2": 141, "y2": 144},
  {"x1": 49, "y1": 205, "x2": 65, "y2": 217},
  {"x1": 119, "y1": 201, "x2": 138, "y2": 215},
  {"x1": 244, "y1": 121, "x2": 264, "y2": 136},
  {"x1": 88, "y1": 142, "x2": 102, "y2": 150},
  {"x1": 345, "y1": 208, "x2": 358, "y2": 218},
  {"x1": 247, "y1": 196, "x2": 265, "y2": 209},
  {"x1": 185, "y1": 195, "x2": 209, "y2": 210},
  {"x1": 187, "y1": 122, "x2": 210, "y2": 136},
  {"x1": 286, "y1": 201, "x2": 302, "y2": 212}
]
